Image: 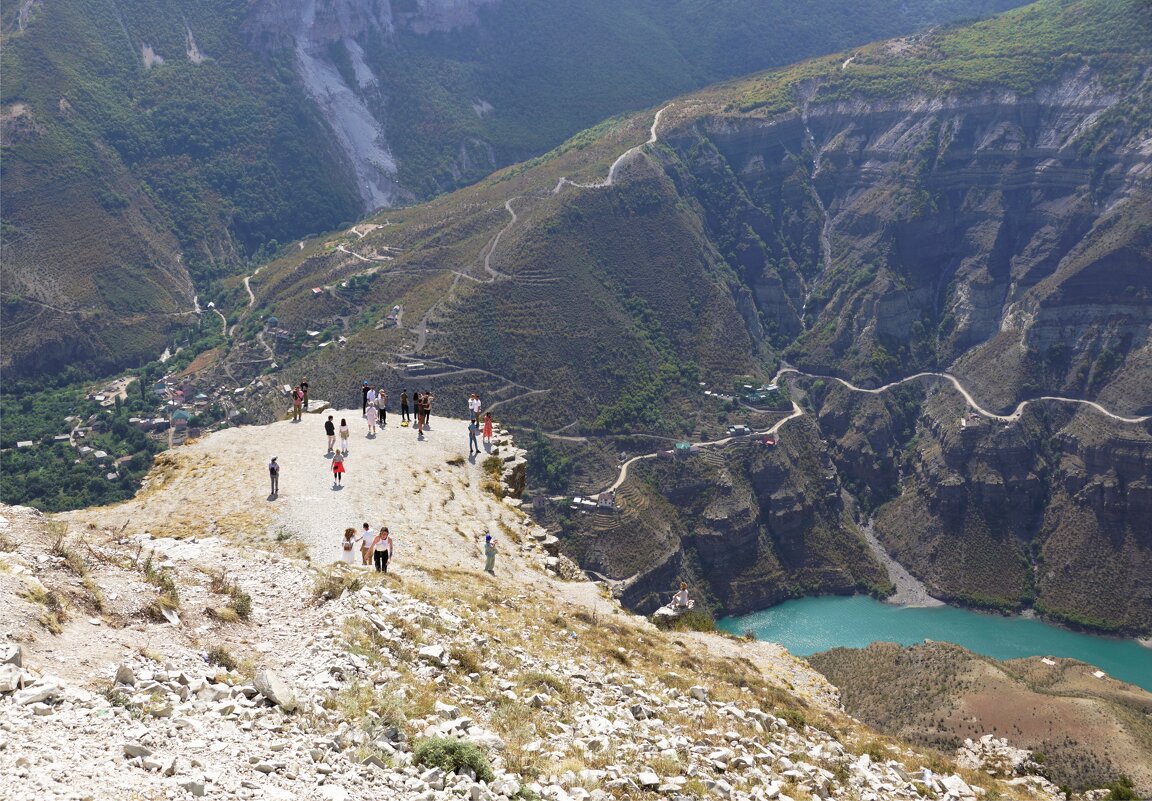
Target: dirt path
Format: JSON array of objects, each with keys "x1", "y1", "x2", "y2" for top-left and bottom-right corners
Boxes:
[{"x1": 776, "y1": 368, "x2": 1150, "y2": 423}]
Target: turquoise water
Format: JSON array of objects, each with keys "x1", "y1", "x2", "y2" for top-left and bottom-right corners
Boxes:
[{"x1": 718, "y1": 595, "x2": 1152, "y2": 692}]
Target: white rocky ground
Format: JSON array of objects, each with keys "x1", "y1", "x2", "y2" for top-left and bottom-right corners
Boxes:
[{"x1": 0, "y1": 412, "x2": 1063, "y2": 801}]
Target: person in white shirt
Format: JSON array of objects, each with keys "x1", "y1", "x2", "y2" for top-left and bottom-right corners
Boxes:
[
  {"x1": 372, "y1": 527, "x2": 393, "y2": 573},
  {"x1": 468, "y1": 393, "x2": 482, "y2": 423},
  {"x1": 672, "y1": 582, "x2": 692, "y2": 609},
  {"x1": 360, "y1": 523, "x2": 374, "y2": 566},
  {"x1": 341, "y1": 527, "x2": 359, "y2": 564}
]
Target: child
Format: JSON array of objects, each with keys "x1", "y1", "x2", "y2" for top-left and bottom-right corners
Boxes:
[
  {"x1": 332, "y1": 450, "x2": 345, "y2": 486},
  {"x1": 366, "y1": 408, "x2": 376, "y2": 437}
]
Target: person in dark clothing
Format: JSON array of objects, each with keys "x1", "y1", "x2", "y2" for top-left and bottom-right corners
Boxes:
[
  {"x1": 412, "y1": 392, "x2": 422, "y2": 432},
  {"x1": 268, "y1": 457, "x2": 279, "y2": 496},
  {"x1": 361, "y1": 381, "x2": 371, "y2": 417},
  {"x1": 300, "y1": 378, "x2": 310, "y2": 409},
  {"x1": 324, "y1": 416, "x2": 336, "y2": 453},
  {"x1": 375, "y1": 387, "x2": 387, "y2": 426},
  {"x1": 400, "y1": 390, "x2": 410, "y2": 423}
]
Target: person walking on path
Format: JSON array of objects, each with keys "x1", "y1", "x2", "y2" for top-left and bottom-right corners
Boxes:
[
  {"x1": 483, "y1": 412, "x2": 493, "y2": 444},
  {"x1": 300, "y1": 378, "x2": 310, "y2": 410},
  {"x1": 291, "y1": 386, "x2": 303, "y2": 422},
  {"x1": 332, "y1": 450, "x2": 345, "y2": 486},
  {"x1": 366, "y1": 406, "x2": 377, "y2": 437},
  {"x1": 324, "y1": 416, "x2": 337, "y2": 453},
  {"x1": 375, "y1": 388, "x2": 387, "y2": 427},
  {"x1": 341, "y1": 528, "x2": 358, "y2": 564},
  {"x1": 468, "y1": 419, "x2": 480, "y2": 454},
  {"x1": 339, "y1": 418, "x2": 351, "y2": 455},
  {"x1": 360, "y1": 523, "x2": 374, "y2": 566},
  {"x1": 268, "y1": 456, "x2": 280, "y2": 496},
  {"x1": 372, "y1": 527, "x2": 393, "y2": 573},
  {"x1": 361, "y1": 381, "x2": 371, "y2": 417},
  {"x1": 400, "y1": 390, "x2": 410, "y2": 424},
  {"x1": 483, "y1": 534, "x2": 497, "y2": 574}
]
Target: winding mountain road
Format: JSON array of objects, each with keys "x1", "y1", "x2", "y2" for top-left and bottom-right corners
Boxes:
[
  {"x1": 776, "y1": 368, "x2": 1151, "y2": 424},
  {"x1": 595, "y1": 369, "x2": 1147, "y2": 497}
]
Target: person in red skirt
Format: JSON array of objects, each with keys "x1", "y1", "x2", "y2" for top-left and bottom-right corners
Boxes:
[
  {"x1": 482, "y1": 412, "x2": 493, "y2": 444},
  {"x1": 332, "y1": 450, "x2": 345, "y2": 486}
]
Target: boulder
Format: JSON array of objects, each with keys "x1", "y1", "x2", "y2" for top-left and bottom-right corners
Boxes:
[
  {"x1": 114, "y1": 664, "x2": 136, "y2": 687},
  {"x1": 14, "y1": 682, "x2": 58, "y2": 706},
  {"x1": 0, "y1": 664, "x2": 23, "y2": 693},
  {"x1": 418, "y1": 645, "x2": 448, "y2": 667},
  {"x1": 254, "y1": 669, "x2": 298, "y2": 712},
  {"x1": 0, "y1": 644, "x2": 21, "y2": 667}
]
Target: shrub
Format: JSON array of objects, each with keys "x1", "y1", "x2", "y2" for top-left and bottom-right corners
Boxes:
[
  {"x1": 412, "y1": 737, "x2": 494, "y2": 782},
  {"x1": 206, "y1": 646, "x2": 239, "y2": 671},
  {"x1": 652, "y1": 607, "x2": 716, "y2": 633},
  {"x1": 313, "y1": 568, "x2": 364, "y2": 601}
]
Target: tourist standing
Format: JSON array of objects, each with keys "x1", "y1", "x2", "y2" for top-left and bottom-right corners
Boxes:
[
  {"x1": 341, "y1": 528, "x2": 358, "y2": 564},
  {"x1": 291, "y1": 386, "x2": 303, "y2": 422},
  {"x1": 400, "y1": 390, "x2": 410, "y2": 424},
  {"x1": 339, "y1": 418, "x2": 350, "y2": 455},
  {"x1": 413, "y1": 392, "x2": 423, "y2": 433},
  {"x1": 332, "y1": 450, "x2": 345, "y2": 486},
  {"x1": 375, "y1": 387, "x2": 387, "y2": 427},
  {"x1": 324, "y1": 415, "x2": 336, "y2": 453},
  {"x1": 483, "y1": 535, "x2": 497, "y2": 575},
  {"x1": 360, "y1": 523, "x2": 374, "y2": 566},
  {"x1": 300, "y1": 378, "x2": 310, "y2": 410},
  {"x1": 366, "y1": 386, "x2": 377, "y2": 417},
  {"x1": 468, "y1": 419, "x2": 480, "y2": 454},
  {"x1": 468, "y1": 393, "x2": 482, "y2": 423},
  {"x1": 366, "y1": 406, "x2": 377, "y2": 437},
  {"x1": 422, "y1": 391, "x2": 434, "y2": 430},
  {"x1": 372, "y1": 527, "x2": 393, "y2": 573},
  {"x1": 268, "y1": 456, "x2": 280, "y2": 496},
  {"x1": 361, "y1": 381, "x2": 371, "y2": 417},
  {"x1": 483, "y1": 412, "x2": 493, "y2": 444}
]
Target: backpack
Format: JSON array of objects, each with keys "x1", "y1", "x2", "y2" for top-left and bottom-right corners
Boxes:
[
  {"x1": 292, "y1": 389, "x2": 302, "y2": 403},
  {"x1": 269, "y1": 461, "x2": 279, "y2": 474}
]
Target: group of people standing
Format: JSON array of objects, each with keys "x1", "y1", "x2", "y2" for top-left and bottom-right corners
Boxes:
[{"x1": 341, "y1": 523, "x2": 393, "y2": 572}]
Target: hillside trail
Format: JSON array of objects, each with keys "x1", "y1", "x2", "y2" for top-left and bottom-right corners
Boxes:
[{"x1": 596, "y1": 368, "x2": 1148, "y2": 497}]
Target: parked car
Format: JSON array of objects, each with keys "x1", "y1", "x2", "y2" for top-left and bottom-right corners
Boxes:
[{"x1": 726, "y1": 424, "x2": 751, "y2": 436}]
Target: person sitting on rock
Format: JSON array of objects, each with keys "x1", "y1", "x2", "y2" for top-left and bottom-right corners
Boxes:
[{"x1": 672, "y1": 582, "x2": 692, "y2": 609}]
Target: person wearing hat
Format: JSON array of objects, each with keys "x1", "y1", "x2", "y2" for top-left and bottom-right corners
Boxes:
[
  {"x1": 268, "y1": 456, "x2": 280, "y2": 496},
  {"x1": 483, "y1": 534, "x2": 497, "y2": 574}
]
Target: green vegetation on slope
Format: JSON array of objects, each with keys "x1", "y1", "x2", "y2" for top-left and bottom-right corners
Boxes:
[{"x1": 372, "y1": 0, "x2": 1032, "y2": 196}]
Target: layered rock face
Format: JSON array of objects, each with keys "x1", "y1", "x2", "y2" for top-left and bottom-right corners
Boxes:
[
  {"x1": 562, "y1": 417, "x2": 889, "y2": 616},
  {"x1": 663, "y1": 67, "x2": 1151, "y2": 413}
]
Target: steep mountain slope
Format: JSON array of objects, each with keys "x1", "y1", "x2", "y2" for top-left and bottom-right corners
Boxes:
[
  {"x1": 210, "y1": 0, "x2": 1152, "y2": 632},
  {"x1": 1, "y1": 0, "x2": 1029, "y2": 381},
  {"x1": 809, "y1": 642, "x2": 1152, "y2": 795}
]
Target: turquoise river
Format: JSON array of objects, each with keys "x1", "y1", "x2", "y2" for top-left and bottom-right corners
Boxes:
[{"x1": 718, "y1": 595, "x2": 1152, "y2": 692}]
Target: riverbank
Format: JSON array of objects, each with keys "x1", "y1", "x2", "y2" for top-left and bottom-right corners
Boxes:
[{"x1": 719, "y1": 594, "x2": 1152, "y2": 692}]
